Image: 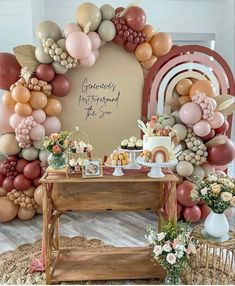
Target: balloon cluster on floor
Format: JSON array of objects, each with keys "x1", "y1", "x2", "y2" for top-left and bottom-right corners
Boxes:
[
  {"x1": 0, "y1": 2, "x2": 173, "y2": 222},
  {"x1": 161, "y1": 78, "x2": 235, "y2": 222}
]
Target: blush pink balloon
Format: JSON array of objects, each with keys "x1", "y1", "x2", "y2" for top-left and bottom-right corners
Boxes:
[
  {"x1": 31, "y1": 109, "x2": 46, "y2": 124},
  {"x1": 10, "y1": 113, "x2": 25, "y2": 129},
  {"x1": 93, "y1": 49, "x2": 99, "y2": 59},
  {"x1": 88, "y1": 32, "x2": 101, "y2": 50},
  {"x1": 80, "y1": 51, "x2": 96, "y2": 67},
  {"x1": 42, "y1": 116, "x2": 61, "y2": 136},
  {"x1": 214, "y1": 164, "x2": 228, "y2": 171},
  {"x1": 64, "y1": 23, "x2": 82, "y2": 38},
  {"x1": 179, "y1": 102, "x2": 202, "y2": 125},
  {"x1": 215, "y1": 170, "x2": 226, "y2": 176},
  {"x1": 208, "y1": 111, "x2": 224, "y2": 129},
  {"x1": 66, "y1": 31, "x2": 92, "y2": 60},
  {"x1": 0, "y1": 101, "x2": 14, "y2": 133},
  {"x1": 193, "y1": 120, "x2": 211, "y2": 137},
  {"x1": 202, "y1": 163, "x2": 215, "y2": 176},
  {"x1": 29, "y1": 124, "x2": 45, "y2": 141}
]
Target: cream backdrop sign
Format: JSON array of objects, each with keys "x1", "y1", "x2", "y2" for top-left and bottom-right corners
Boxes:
[{"x1": 59, "y1": 42, "x2": 144, "y2": 158}]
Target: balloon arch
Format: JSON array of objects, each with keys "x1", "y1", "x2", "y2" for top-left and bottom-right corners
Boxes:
[{"x1": 0, "y1": 2, "x2": 234, "y2": 222}]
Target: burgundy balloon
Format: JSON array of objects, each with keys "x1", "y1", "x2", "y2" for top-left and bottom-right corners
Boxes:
[
  {"x1": 183, "y1": 205, "x2": 201, "y2": 223},
  {"x1": 0, "y1": 173, "x2": 5, "y2": 186},
  {"x1": 23, "y1": 163, "x2": 41, "y2": 179},
  {"x1": 32, "y1": 159, "x2": 41, "y2": 166},
  {"x1": 200, "y1": 129, "x2": 215, "y2": 141},
  {"x1": 124, "y1": 6, "x2": 146, "y2": 32},
  {"x1": 0, "y1": 53, "x2": 21, "y2": 91},
  {"x1": 2, "y1": 177, "x2": 14, "y2": 192},
  {"x1": 113, "y1": 34, "x2": 126, "y2": 46},
  {"x1": 14, "y1": 174, "x2": 31, "y2": 191},
  {"x1": 115, "y1": 7, "x2": 125, "y2": 16},
  {"x1": 177, "y1": 180, "x2": 198, "y2": 207},
  {"x1": 33, "y1": 177, "x2": 40, "y2": 187},
  {"x1": 16, "y1": 159, "x2": 29, "y2": 173},
  {"x1": 207, "y1": 138, "x2": 235, "y2": 166},
  {"x1": 177, "y1": 201, "x2": 183, "y2": 215},
  {"x1": 51, "y1": 75, "x2": 71, "y2": 97},
  {"x1": 124, "y1": 41, "x2": 137, "y2": 53},
  {"x1": 36, "y1": 64, "x2": 55, "y2": 82},
  {"x1": 200, "y1": 204, "x2": 211, "y2": 220},
  {"x1": 214, "y1": 120, "x2": 229, "y2": 134}
]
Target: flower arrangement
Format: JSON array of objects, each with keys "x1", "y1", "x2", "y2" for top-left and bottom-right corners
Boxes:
[
  {"x1": 43, "y1": 131, "x2": 70, "y2": 155},
  {"x1": 146, "y1": 222, "x2": 196, "y2": 283},
  {"x1": 191, "y1": 174, "x2": 235, "y2": 214},
  {"x1": 69, "y1": 140, "x2": 93, "y2": 154}
]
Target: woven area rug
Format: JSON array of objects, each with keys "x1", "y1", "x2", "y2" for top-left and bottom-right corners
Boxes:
[{"x1": 0, "y1": 236, "x2": 164, "y2": 285}]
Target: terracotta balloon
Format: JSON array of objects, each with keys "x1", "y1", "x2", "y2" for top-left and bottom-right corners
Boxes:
[
  {"x1": 150, "y1": 32, "x2": 172, "y2": 57},
  {"x1": 0, "y1": 134, "x2": 21, "y2": 155},
  {"x1": 208, "y1": 111, "x2": 224, "y2": 129},
  {"x1": 0, "y1": 53, "x2": 21, "y2": 91},
  {"x1": 124, "y1": 6, "x2": 146, "y2": 32},
  {"x1": 177, "y1": 201, "x2": 183, "y2": 215},
  {"x1": 207, "y1": 138, "x2": 235, "y2": 166},
  {"x1": 31, "y1": 109, "x2": 46, "y2": 124},
  {"x1": 176, "y1": 161, "x2": 194, "y2": 177},
  {"x1": 36, "y1": 64, "x2": 55, "y2": 82},
  {"x1": 76, "y1": 2, "x2": 101, "y2": 31},
  {"x1": 0, "y1": 196, "x2": 19, "y2": 222},
  {"x1": 29, "y1": 91, "x2": 47, "y2": 109},
  {"x1": 34, "y1": 184, "x2": 45, "y2": 206},
  {"x1": 18, "y1": 207, "x2": 35, "y2": 220},
  {"x1": 50, "y1": 75, "x2": 71, "y2": 97},
  {"x1": 193, "y1": 120, "x2": 211, "y2": 137},
  {"x1": 189, "y1": 80, "x2": 216, "y2": 99},
  {"x1": 0, "y1": 173, "x2": 5, "y2": 186},
  {"x1": 12, "y1": 86, "x2": 30, "y2": 103},
  {"x1": 0, "y1": 102, "x2": 14, "y2": 133},
  {"x1": 2, "y1": 177, "x2": 14, "y2": 192},
  {"x1": 135, "y1": 42, "x2": 152, "y2": 62},
  {"x1": 183, "y1": 205, "x2": 201, "y2": 222},
  {"x1": 177, "y1": 181, "x2": 198, "y2": 207},
  {"x1": 43, "y1": 98, "x2": 62, "y2": 117},
  {"x1": 2, "y1": 91, "x2": 16, "y2": 108},
  {"x1": 42, "y1": 116, "x2": 61, "y2": 135},
  {"x1": 14, "y1": 174, "x2": 31, "y2": 191},
  {"x1": 14, "y1": 102, "x2": 32, "y2": 116},
  {"x1": 214, "y1": 120, "x2": 229, "y2": 134},
  {"x1": 33, "y1": 177, "x2": 41, "y2": 187},
  {"x1": 179, "y1": 102, "x2": 202, "y2": 124},
  {"x1": 201, "y1": 129, "x2": 215, "y2": 141},
  {"x1": 178, "y1": 95, "x2": 191, "y2": 106},
  {"x1": 141, "y1": 55, "x2": 157, "y2": 69},
  {"x1": 23, "y1": 162, "x2": 41, "y2": 179},
  {"x1": 176, "y1": 79, "x2": 193, "y2": 96},
  {"x1": 142, "y1": 24, "x2": 154, "y2": 41},
  {"x1": 16, "y1": 159, "x2": 28, "y2": 173}
]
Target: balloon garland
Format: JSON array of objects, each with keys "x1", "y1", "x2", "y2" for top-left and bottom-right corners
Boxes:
[{"x1": 0, "y1": 2, "x2": 234, "y2": 223}]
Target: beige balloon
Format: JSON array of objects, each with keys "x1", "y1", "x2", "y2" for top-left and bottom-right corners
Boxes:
[
  {"x1": 35, "y1": 46, "x2": 53, "y2": 64},
  {"x1": 172, "y1": 124, "x2": 187, "y2": 141},
  {"x1": 57, "y1": 38, "x2": 66, "y2": 50},
  {"x1": 22, "y1": 147, "x2": 39, "y2": 161},
  {"x1": 171, "y1": 111, "x2": 183, "y2": 124},
  {"x1": 34, "y1": 185, "x2": 45, "y2": 206},
  {"x1": 98, "y1": 20, "x2": 116, "y2": 42},
  {"x1": 76, "y1": 2, "x2": 101, "y2": 31},
  {"x1": 0, "y1": 134, "x2": 21, "y2": 155},
  {"x1": 0, "y1": 196, "x2": 19, "y2": 222},
  {"x1": 36, "y1": 206, "x2": 43, "y2": 214},
  {"x1": 100, "y1": 4, "x2": 115, "y2": 20},
  {"x1": 176, "y1": 161, "x2": 194, "y2": 177},
  {"x1": 23, "y1": 186, "x2": 35, "y2": 198},
  {"x1": 51, "y1": 61, "x2": 68, "y2": 74},
  {"x1": 18, "y1": 207, "x2": 35, "y2": 220},
  {"x1": 187, "y1": 166, "x2": 205, "y2": 181},
  {"x1": 36, "y1": 20, "x2": 62, "y2": 41},
  {"x1": 0, "y1": 187, "x2": 7, "y2": 197}
]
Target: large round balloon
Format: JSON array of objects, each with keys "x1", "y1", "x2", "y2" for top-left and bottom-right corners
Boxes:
[
  {"x1": 141, "y1": 55, "x2": 157, "y2": 70},
  {"x1": 12, "y1": 86, "x2": 30, "y2": 103},
  {"x1": 187, "y1": 166, "x2": 205, "y2": 181},
  {"x1": 200, "y1": 204, "x2": 211, "y2": 220},
  {"x1": 0, "y1": 53, "x2": 21, "y2": 91},
  {"x1": 2, "y1": 91, "x2": 16, "y2": 108},
  {"x1": 183, "y1": 205, "x2": 201, "y2": 222},
  {"x1": 16, "y1": 158, "x2": 28, "y2": 173},
  {"x1": 193, "y1": 120, "x2": 211, "y2": 137},
  {"x1": 208, "y1": 111, "x2": 224, "y2": 129},
  {"x1": 135, "y1": 42, "x2": 152, "y2": 62},
  {"x1": 124, "y1": 6, "x2": 146, "y2": 31},
  {"x1": 142, "y1": 24, "x2": 154, "y2": 42},
  {"x1": 150, "y1": 33, "x2": 172, "y2": 57},
  {"x1": 34, "y1": 184, "x2": 45, "y2": 206},
  {"x1": 207, "y1": 138, "x2": 235, "y2": 166},
  {"x1": 42, "y1": 116, "x2": 61, "y2": 135},
  {"x1": 177, "y1": 180, "x2": 198, "y2": 207},
  {"x1": 21, "y1": 147, "x2": 39, "y2": 161},
  {"x1": 0, "y1": 196, "x2": 19, "y2": 222},
  {"x1": 214, "y1": 120, "x2": 229, "y2": 134},
  {"x1": 176, "y1": 79, "x2": 193, "y2": 96},
  {"x1": 0, "y1": 102, "x2": 14, "y2": 133},
  {"x1": 18, "y1": 207, "x2": 35, "y2": 220},
  {"x1": 31, "y1": 109, "x2": 46, "y2": 124},
  {"x1": 179, "y1": 102, "x2": 202, "y2": 125},
  {"x1": 98, "y1": 20, "x2": 116, "y2": 42},
  {"x1": 43, "y1": 98, "x2": 62, "y2": 117},
  {"x1": 14, "y1": 102, "x2": 32, "y2": 116},
  {"x1": 2, "y1": 177, "x2": 14, "y2": 192},
  {"x1": 23, "y1": 162, "x2": 41, "y2": 179},
  {"x1": 14, "y1": 174, "x2": 31, "y2": 191},
  {"x1": 36, "y1": 20, "x2": 62, "y2": 41},
  {"x1": 29, "y1": 124, "x2": 45, "y2": 141},
  {"x1": 36, "y1": 64, "x2": 55, "y2": 82},
  {"x1": 80, "y1": 52, "x2": 96, "y2": 67},
  {"x1": 0, "y1": 134, "x2": 21, "y2": 155},
  {"x1": 176, "y1": 161, "x2": 194, "y2": 177},
  {"x1": 29, "y1": 91, "x2": 47, "y2": 109},
  {"x1": 172, "y1": 124, "x2": 187, "y2": 141},
  {"x1": 100, "y1": 4, "x2": 115, "y2": 20},
  {"x1": 64, "y1": 22, "x2": 82, "y2": 38},
  {"x1": 76, "y1": 2, "x2": 102, "y2": 31},
  {"x1": 35, "y1": 45, "x2": 53, "y2": 64},
  {"x1": 88, "y1": 32, "x2": 101, "y2": 50},
  {"x1": 50, "y1": 75, "x2": 71, "y2": 97},
  {"x1": 51, "y1": 61, "x2": 68, "y2": 74},
  {"x1": 189, "y1": 80, "x2": 216, "y2": 99}
]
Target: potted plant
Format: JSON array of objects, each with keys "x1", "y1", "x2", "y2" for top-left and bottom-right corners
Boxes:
[
  {"x1": 146, "y1": 222, "x2": 196, "y2": 285},
  {"x1": 191, "y1": 174, "x2": 235, "y2": 241},
  {"x1": 42, "y1": 131, "x2": 70, "y2": 169}
]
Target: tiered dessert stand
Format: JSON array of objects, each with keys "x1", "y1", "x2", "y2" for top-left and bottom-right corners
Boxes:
[{"x1": 118, "y1": 147, "x2": 143, "y2": 170}]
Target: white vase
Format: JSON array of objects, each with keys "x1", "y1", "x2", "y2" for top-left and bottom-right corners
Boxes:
[{"x1": 204, "y1": 211, "x2": 229, "y2": 241}]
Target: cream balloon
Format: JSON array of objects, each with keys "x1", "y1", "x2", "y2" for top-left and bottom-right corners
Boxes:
[
  {"x1": 172, "y1": 124, "x2": 187, "y2": 141},
  {"x1": 76, "y1": 2, "x2": 101, "y2": 31},
  {"x1": 18, "y1": 207, "x2": 35, "y2": 220},
  {"x1": 36, "y1": 20, "x2": 62, "y2": 41},
  {"x1": 35, "y1": 46, "x2": 53, "y2": 64},
  {"x1": 176, "y1": 161, "x2": 194, "y2": 177},
  {"x1": 22, "y1": 147, "x2": 39, "y2": 161},
  {"x1": 100, "y1": 4, "x2": 115, "y2": 20},
  {"x1": 0, "y1": 134, "x2": 21, "y2": 155},
  {"x1": 23, "y1": 186, "x2": 35, "y2": 198},
  {"x1": 34, "y1": 185, "x2": 45, "y2": 206},
  {"x1": 187, "y1": 166, "x2": 205, "y2": 182},
  {"x1": 98, "y1": 20, "x2": 116, "y2": 42},
  {"x1": 39, "y1": 150, "x2": 50, "y2": 163},
  {"x1": 0, "y1": 196, "x2": 19, "y2": 222},
  {"x1": 51, "y1": 61, "x2": 68, "y2": 74}
]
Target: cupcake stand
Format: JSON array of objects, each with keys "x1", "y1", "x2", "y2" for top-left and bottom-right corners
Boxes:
[
  {"x1": 104, "y1": 163, "x2": 129, "y2": 176},
  {"x1": 118, "y1": 147, "x2": 143, "y2": 170},
  {"x1": 136, "y1": 157, "x2": 178, "y2": 178}
]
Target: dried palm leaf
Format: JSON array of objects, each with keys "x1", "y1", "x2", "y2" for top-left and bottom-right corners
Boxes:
[{"x1": 13, "y1": 45, "x2": 39, "y2": 72}]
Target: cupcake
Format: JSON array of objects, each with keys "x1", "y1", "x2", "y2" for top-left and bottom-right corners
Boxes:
[
  {"x1": 135, "y1": 139, "x2": 143, "y2": 150},
  {"x1": 121, "y1": 139, "x2": 129, "y2": 149},
  {"x1": 129, "y1": 136, "x2": 137, "y2": 143},
  {"x1": 127, "y1": 142, "x2": 135, "y2": 150}
]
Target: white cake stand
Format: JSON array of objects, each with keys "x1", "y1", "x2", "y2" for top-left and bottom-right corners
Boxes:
[
  {"x1": 136, "y1": 157, "x2": 178, "y2": 178},
  {"x1": 104, "y1": 163, "x2": 130, "y2": 176},
  {"x1": 118, "y1": 147, "x2": 143, "y2": 170}
]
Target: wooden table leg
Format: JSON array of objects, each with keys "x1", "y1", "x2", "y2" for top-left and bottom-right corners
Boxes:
[{"x1": 165, "y1": 182, "x2": 177, "y2": 226}]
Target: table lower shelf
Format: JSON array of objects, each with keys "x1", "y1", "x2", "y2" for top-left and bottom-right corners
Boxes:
[{"x1": 51, "y1": 246, "x2": 164, "y2": 282}]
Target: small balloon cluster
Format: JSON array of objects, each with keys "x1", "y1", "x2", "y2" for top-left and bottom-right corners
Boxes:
[{"x1": 15, "y1": 116, "x2": 37, "y2": 148}]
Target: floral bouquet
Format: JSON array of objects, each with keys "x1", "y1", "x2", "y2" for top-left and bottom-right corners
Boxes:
[
  {"x1": 191, "y1": 174, "x2": 235, "y2": 214},
  {"x1": 146, "y1": 222, "x2": 196, "y2": 284},
  {"x1": 69, "y1": 140, "x2": 93, "y2": 154},
  {"x1": 43, "y1": 131, "x2": 70, "y2": 155}
]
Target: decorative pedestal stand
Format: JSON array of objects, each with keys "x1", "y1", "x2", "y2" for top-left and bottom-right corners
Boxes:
[
  {"x1": 118, "y1": 147, "x2": 143, "y2": 170},
  {"x1": 104, "y1": 164, "x2": 128, "y2": 176},
  {"x1": 136, "y1": 157, "x2": 178, "y2": 178}
]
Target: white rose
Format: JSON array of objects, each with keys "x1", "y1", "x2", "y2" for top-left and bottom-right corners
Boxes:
[
  {"x1": 153, "y1": 245, "x2": 162, "y2": 256},
  {"x1": 166, "y1": 253, "x2": 176, "y2": 265},
  {"x1": 208, "y1": 175, "x2": 218, "y2": 182},
  {"x1": 231, "y1": 196, "x2": 235, "y2": 206},
  {"x1": 162, "y1": 244, "x2": 172, "y2": 252},
  {"x1": 69, "y1": 158, "x2": 77, "y2": 167},
  {"x1": 157, "y1": 232, "x2": 166, "y2": 241},
  {"x1": 221, "y1": 192, "x2": 233, "y2": 202},
  {"x1": 200, "y1": 187, "x2": 208, "y2": 196}
]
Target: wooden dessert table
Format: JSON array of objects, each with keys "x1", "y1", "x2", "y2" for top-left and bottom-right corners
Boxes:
[{"x1": 40, "y1": 171, "x2": 178, "y2": 284}]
